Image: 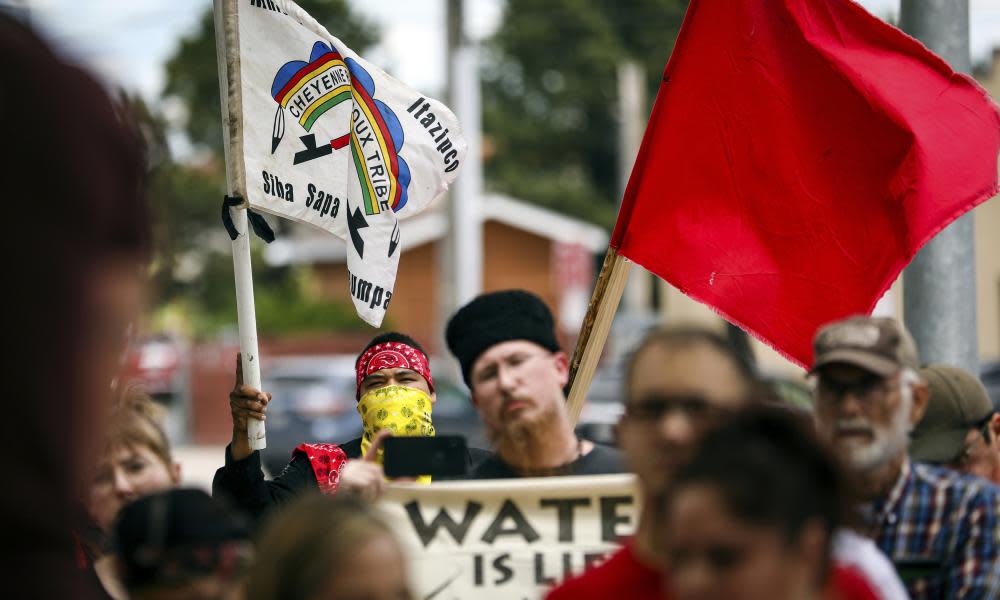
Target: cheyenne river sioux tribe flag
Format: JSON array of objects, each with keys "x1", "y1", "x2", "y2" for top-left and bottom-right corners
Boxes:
[{"x1": 219, "y1": 0, "x2": 466, "y2": 326}]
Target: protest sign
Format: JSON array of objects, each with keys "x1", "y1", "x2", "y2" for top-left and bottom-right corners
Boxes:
[{"x1": 378, "y1": 474, "x2": 640, "y2": 599}]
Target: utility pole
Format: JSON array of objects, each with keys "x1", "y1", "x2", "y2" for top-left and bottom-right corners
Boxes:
[
  {"x1": 446, "y1": 0, "x2": 463, "y2": 94},
  {"x1": 437, "y1": 0, "x2": 462, "y2": 354},
  {"x1": 438, "y1": 0, "x2": 483, "y2": 362},
  {"x1": 900, "y1": 0, "x2": 979, "y2": 373},
  {"x1": 451, "y1": 45, "x2": 483, "y2": 307},
  {"x1": 617, "y1": 61, "x2": 652, "y2": 315}
]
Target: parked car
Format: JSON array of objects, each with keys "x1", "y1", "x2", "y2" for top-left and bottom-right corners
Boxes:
[
  {"x1": 258, "y1": 355, "x2": 360, "y2": 474},
  {"x1": 119, "y1": 334, "x2": 187, "y2": 403},
  {"x1": 426, "y1": 377, "x2": 489, "y2": 451},
  {"x1": 119, "y1": 334, "x2": 189, "y2": 443},
  {"x1": 258, "y1": 355, "x2": 487, "y2": 475}
]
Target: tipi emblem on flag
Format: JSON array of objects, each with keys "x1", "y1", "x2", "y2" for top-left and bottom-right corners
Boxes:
[
  {"x1": 270, "y1": 41, "x2": 411, "y2": 217},
  {"x1": 228, "y1": 0, "x2": 467, "y2": 327}
]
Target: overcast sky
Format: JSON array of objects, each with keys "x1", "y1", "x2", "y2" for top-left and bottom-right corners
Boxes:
[{"x1": 16, "y1": 0, "x2": 1000, "y2": 102}]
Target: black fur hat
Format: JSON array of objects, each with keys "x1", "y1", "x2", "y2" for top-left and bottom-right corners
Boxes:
[{"x1": 445, "y1": 289, "x2": 560, "y2": 386}]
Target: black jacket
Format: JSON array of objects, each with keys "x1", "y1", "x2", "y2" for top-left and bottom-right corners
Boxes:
[
  {"x1": 468, "y1": 443, "x2": 624, "y2": 479},
  {"x1": 212, "y1": 438, "x2": 493, "y2": 524}
]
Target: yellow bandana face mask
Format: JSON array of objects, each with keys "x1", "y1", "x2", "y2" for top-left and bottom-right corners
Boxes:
[{"x1": 358, "y1": 385, "x2": 435, "y2": 481}]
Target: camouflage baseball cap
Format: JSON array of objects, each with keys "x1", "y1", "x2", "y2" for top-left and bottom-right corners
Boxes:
[
  {"x1": 909, "y1": 364, "x2": 994, "y2": 464},
  {"x1": 810, "y1": 316, "x2": 919, "y2": 376}
]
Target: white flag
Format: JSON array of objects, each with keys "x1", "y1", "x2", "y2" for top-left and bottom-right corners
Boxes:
[{"x1": 223, "y1": 0, "x2": 466, "y2": 326}]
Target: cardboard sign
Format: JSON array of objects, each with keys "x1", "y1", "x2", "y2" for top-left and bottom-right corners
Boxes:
[{"x1": 378, "y1": 474, "x2": 640, "y2": 599}]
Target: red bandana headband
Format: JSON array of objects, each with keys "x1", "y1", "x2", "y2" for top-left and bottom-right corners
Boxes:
[{"x1": 355, "y1": 341, "x2": 433, "y2": 399}]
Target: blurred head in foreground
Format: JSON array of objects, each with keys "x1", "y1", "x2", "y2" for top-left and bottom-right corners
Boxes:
[
  {"x1": 663, "y1": 406, "x2": 848, "y2": 600},
  {"x1": 619, "y1": 325, "x2": 757, "y2": 497},
  {"x1": 0, "y1": 12, "x2": 150, "y2": 593},
  {"x1": 115, "y1": 488, "x2": 252, "y2": 600},
  {"x1": 247, "y1": 494, "x2": 413, "y2": 600}
]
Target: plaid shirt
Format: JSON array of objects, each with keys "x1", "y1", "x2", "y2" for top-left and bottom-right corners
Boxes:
[{"x1": 862, "y1": 459, "x2": 1000, "y2": 599}]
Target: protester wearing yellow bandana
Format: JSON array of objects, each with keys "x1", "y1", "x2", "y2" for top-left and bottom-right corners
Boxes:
[
  {"x1": 220, "y1": 332, "x2": 492, "y2": 515},
  {"x1": 358, "y1": 385, "x2": 436, "y2": 483}
]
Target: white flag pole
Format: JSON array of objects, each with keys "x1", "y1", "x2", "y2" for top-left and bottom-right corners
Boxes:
[{"x1": 214, "y1": 0, "x2": 265, "y2": 450}]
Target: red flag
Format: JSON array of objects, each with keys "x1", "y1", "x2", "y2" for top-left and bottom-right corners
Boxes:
[{"x1": 613, "y1": 0, "x2": 1000, "y2": 367}]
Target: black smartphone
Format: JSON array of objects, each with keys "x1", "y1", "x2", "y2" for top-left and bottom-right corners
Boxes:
[{"x1": 383, "y1": 435, "x2": 468, "y2": 478}]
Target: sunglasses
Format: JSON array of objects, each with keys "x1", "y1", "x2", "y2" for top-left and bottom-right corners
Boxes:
[
  {"x1": 815, "y1": 373, "x2": 893, "y2": 403},
  {"x1": 624, "y1": 394, "x2": 731, "y2": 423}
]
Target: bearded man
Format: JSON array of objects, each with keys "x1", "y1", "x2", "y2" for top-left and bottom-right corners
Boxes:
[
  {"x1": 445, "y1": 289, "x2": 623, "y2": 477},
  {"x1": 810, "y1": 316, "x2": 1000, "y2": 599}
]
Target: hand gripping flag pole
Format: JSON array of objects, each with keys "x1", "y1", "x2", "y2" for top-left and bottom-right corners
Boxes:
[{"x1": 215, "y1": 0, "x2": 265, "y2": 450}]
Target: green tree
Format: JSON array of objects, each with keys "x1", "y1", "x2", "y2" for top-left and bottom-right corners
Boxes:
[
  {"x1": 482, "y1": 0, "x2": 688, "y2": 227},
  {"x1": 164, "y1": 1, "x2": 379, "y2": 156}
]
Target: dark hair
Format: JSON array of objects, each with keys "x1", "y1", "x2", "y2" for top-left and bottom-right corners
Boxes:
[
  {"x1": 115, "y1": 489, "x2": 251, "y2": 592},
  {"x1": 445, "y1": 289, "x2": 560, "y2": 387},
  {"x1": 355, "y1": 332, "x2": 428, "y2": 368},
  {"x1": 667, "y1": 406, "x2": 848, "y2": 578},
  {"x1": 624, "y1": 325, "x2": 758, "y2": 401}
]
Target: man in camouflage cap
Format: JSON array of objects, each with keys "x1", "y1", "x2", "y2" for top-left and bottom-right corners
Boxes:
[{"x1": 910, "y1": 363, "x2": 1000, "y2": 484}]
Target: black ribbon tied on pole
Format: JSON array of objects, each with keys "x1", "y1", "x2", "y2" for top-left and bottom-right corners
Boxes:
[{"x1": 221, "y1": 195, "x2": 275, "y2": 243}]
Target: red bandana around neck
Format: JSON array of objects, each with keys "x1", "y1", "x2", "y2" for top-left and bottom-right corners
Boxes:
[
  {"x1": 293, "y1": 443, "x2": 347, "y2": 495},
  {"x1": 355, "y1": 341, "x2": 433, "y2": 399}
]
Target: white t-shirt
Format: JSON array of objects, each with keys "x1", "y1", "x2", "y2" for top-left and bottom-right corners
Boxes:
[{"x1": 833, "y1": 528, "x2": 911, "y2": 600}]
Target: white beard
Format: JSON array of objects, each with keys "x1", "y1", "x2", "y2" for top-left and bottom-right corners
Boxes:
[{"x1": 837, "y1": 385, "x2": 913, "y2": 472}]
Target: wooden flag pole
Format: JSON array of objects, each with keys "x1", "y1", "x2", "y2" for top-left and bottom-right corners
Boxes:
[
  {"x1": 214, "y1": 0, "x2": 265, "y2": 449},
  {"x1": 566, "y1": 246, "x2": 631, "y2": 425}
]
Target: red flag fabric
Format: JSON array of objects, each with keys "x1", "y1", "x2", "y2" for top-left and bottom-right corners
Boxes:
[{"x1": 613, "y1": 0, "x2": 1000, "y2": 367}]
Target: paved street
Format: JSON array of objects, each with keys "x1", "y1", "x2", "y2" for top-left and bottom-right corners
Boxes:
[{"x1": 173, "y1": 445, "x2": 226, "y2": 492}]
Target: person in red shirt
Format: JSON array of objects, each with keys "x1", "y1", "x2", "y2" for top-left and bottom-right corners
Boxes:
[
  {"x1": 548, "y1": 327, "x2": 893, "y2": 600},
  {"x1": 663, "y1": 406, "x2": 878, "y2": 600},
  {"x1": 548, "y1": 326, "x2": 757, "y2": 599}
]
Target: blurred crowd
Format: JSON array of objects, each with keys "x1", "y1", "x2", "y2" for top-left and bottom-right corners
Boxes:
[{"x1": 5, "y1": 12, "x2": 1000, "y2": 600}]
